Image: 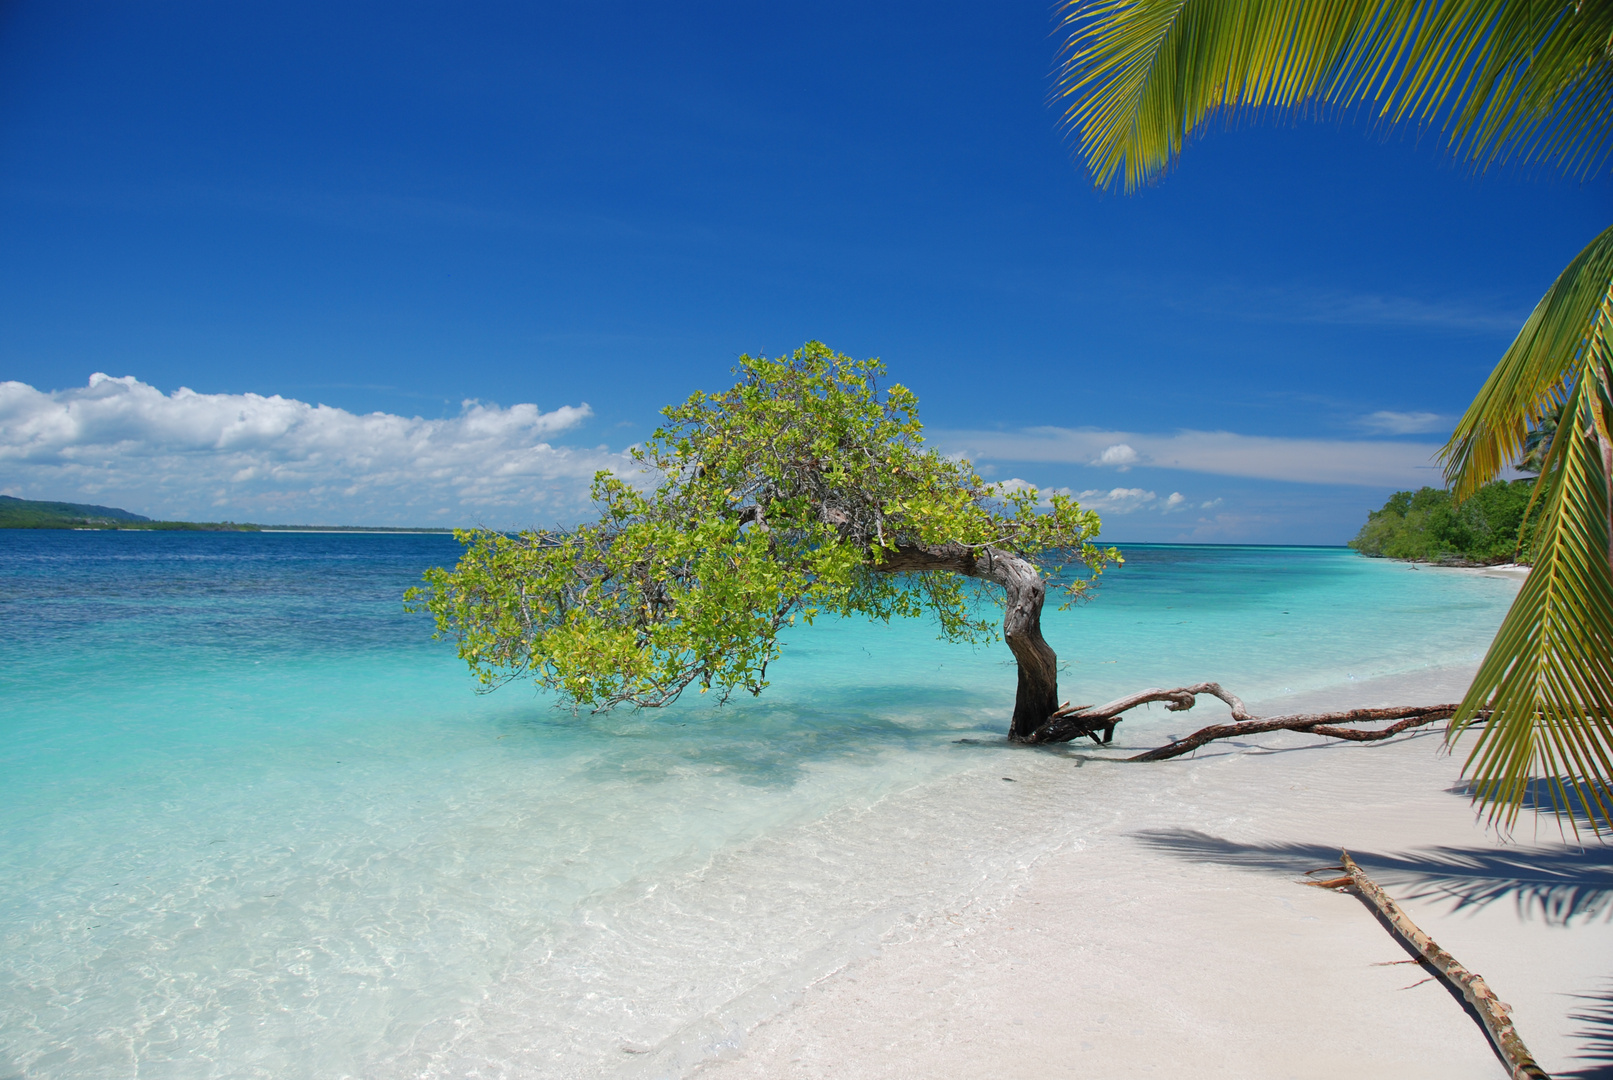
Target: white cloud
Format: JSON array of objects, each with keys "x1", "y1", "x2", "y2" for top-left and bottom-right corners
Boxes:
[
  {"x1": 1357, "y1": 410, "x2": 1449, "y2": 435},
  {"x1": 1098, "y1": 443, "x2": 1139, "y2": 467},
  {"x1": 994, "y1": 479, "x2": 1202, "y2": 517},
  {"x1": 1074, "y1": 487, "x2": 1159, "y2": 513},
  {"x1": 939, "y1": 425, "x2": 1442, "y2": 487},
  {"x1": 0, "y1": 375, "x2": 628, "y2": 525}
]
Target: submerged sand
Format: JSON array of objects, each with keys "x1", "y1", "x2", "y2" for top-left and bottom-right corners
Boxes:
[{"x1": 690, "y1": 666, "x2": 1613, "y2": 1080}]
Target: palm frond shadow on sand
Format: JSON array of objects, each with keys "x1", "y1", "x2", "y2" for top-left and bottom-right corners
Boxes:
[
  {"x1": 1449, "y1": 777, "x2": 1609, "y2": 838},
  {"x1": 1133, "y1": 828, "x2": 1613, "y2": 927},
  {"x1": 1561, "y1": 983, "x2": 1613, "y2": 1080}
]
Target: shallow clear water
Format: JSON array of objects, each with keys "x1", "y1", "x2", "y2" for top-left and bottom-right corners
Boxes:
[{"x1": 0, "y1": 532, "x2": 1520, "y2": 1079}]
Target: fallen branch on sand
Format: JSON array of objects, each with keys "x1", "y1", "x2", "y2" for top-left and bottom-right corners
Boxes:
[
  {"x1": 1020, "y1": 681, "x2": 1476, "y2": 761},
  {"x1": 1306, "y1": 850, "x2": 1549, "y2": 1080},
  {"x1": 1128, "y1": 704, "x2": 1463, "y2": 761}
]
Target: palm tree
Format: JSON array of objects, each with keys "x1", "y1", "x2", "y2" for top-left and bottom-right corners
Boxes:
[
  {"x1": 1517, "y1": 399, "x2": 1563, "y2": 474},
  {"x1": 1057, "y1": 0, "x2": 1613, "y2": 832}
]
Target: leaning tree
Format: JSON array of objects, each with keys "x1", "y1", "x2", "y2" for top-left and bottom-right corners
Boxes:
[
  {"x1": 413, "y1": 342, "x2": 1468, "y2": 755},
  {"x1": 409, "y1": 342, "x2": 1122, "y2": 742}
]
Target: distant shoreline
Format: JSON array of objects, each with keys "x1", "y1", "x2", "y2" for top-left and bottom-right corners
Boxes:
[
  {"x1": 1422, "y1": 560, "x2": 1531, "y2": 579},
  {"x1": 7, "y1": 523, "x2": 457, "y2": 534},
  {"x1": 257, "y1": 527, "x2": 457, "y2": 534},
  {"x1": 1371, "y1": 554, "x2": 1532, "y2": 575}
]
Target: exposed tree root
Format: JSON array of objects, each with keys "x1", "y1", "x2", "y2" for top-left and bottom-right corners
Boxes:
[
  {"x1": 1022, "y1": 682, "x2": 1253, "y2": 745},
  {"x1": 1306, "y1": 851, "x2": 1549, "y2": 1079}
]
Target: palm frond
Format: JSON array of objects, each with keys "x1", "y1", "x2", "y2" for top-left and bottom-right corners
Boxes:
[
  {"x1": 1451, "y1": 369, "x2": 1613, "y2": 835},
  {"x1": 1442, "y1": 224, "x2": 1613, "y2": 498},
  {"x1": 1057, "y1": 0, "x2": 1378, "y2": 190},
  {"x1": 1469, "y1": 0, "x2": 1613, "y2": 176},
  {"x1": 1516, "y1": 398, "x2": 1564, "y2": 474},
  {"x1": 1057, "y1": 0, "x2": 1613, "y2": 191}
]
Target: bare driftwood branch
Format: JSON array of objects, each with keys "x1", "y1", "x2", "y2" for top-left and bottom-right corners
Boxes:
[
  {"x1": 1307, "y1": 851, "x2": 1550, "y2": 1080},
  {"x1": 1018, "y1": 680, "x2": 1467, "y2": 757},
  {"x1": 1129, "y1": 704, "x2": 1462, "y2": 761}
]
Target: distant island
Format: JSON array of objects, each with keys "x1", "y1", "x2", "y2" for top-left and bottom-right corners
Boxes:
[
  {"x1": 0, "y1": 496, "x2": 453, "y2": 533},
  {"x1": 1349, "y1": 479, "x2": 1535, "y2": 566}
]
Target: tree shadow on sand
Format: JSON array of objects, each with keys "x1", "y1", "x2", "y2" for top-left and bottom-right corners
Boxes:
[
  {"x1": 1132, "y1": 828, "x2": 1613, "y2": 927},
  {"x1": 492, "y1": 679, "x2": 1014, "y2": 791}
]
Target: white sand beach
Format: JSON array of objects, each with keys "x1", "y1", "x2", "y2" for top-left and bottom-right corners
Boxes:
[{"x1": 691, "y1": 666, "x2": 1613, "y2": 1080}]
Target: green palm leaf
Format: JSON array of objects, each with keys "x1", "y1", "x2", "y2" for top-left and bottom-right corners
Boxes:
[
  {"x1": 1058, "y1": 0, "x2": 1379, "y2": 190},
  {"x1": 1057, "y1": 0, "x2": 1613, "y2": 192},
  {"x1": 1452, "y1": 367, "x2": 1613, "y2": 834},
  {"x1": 1442, "y1": 224, "x2": 1613, "y2": 499}
]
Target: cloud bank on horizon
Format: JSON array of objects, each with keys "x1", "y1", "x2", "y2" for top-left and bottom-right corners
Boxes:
[
  {"x1": 0, "y1": 374, "x2": 624, "y2": 526},
  {"x1": 1, "y1": 375, "x2": 1443, "y2": 532},
  {"x1": 938, "y1": 425, "x2": 1445, "y2": 488}
]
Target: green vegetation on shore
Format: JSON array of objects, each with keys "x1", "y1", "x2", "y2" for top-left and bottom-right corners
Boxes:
[
  {"x1": 0, "y1": 496, "x2": 450, "y2": 532},
  {"x1": 1349, "y1": 480, "x2": 1536, "y2": 566}
]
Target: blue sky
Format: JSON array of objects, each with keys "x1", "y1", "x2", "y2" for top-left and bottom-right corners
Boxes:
[{"x1": 2, "y1": 1, "x2": 1608, "y2": 540}]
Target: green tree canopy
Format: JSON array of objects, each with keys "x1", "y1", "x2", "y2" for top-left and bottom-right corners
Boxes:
[
  {"x1": 1350, "y1": 480, "x2": 1538, "y2": 563},
  {"x1": 410, "y1": 343, "x2": 1120, "y2": 738}
]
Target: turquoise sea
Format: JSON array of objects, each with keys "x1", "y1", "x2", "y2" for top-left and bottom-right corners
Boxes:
[{"x1": 0, "y1": 532, "x2": 1522, "y2": 1079}]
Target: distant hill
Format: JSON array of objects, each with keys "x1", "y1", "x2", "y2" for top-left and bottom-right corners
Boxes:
[
  {"x1": 0, "y1": 495, "x2": 452, "y2": 532},
  {"x1": 0, "y1": 495, "x2": 152, "y2": 525},
  {"x1": 0, "y1": 495, "x2": 256, "y2": 530}
]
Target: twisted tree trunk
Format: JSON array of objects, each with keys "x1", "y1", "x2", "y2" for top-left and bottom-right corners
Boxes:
[{"x1": 874, "y1": 543, "x2": 1058, "y2": 740}]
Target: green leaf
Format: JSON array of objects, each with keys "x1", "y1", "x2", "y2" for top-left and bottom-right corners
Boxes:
[
  {"x1": 1057, "y1": 0, "x2": 1613, "y2": 193},
  {"x1": 1443, "y1": 224, "x2": 1613, "y2": 498},
  {"x1": 1451, "y1": 369, "x2": 1613, "y2": 835}
]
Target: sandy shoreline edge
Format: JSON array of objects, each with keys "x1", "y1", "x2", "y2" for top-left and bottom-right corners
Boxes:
[{"x1": 678, "y1": 663, "x2": 1611, "y2": 1080}]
